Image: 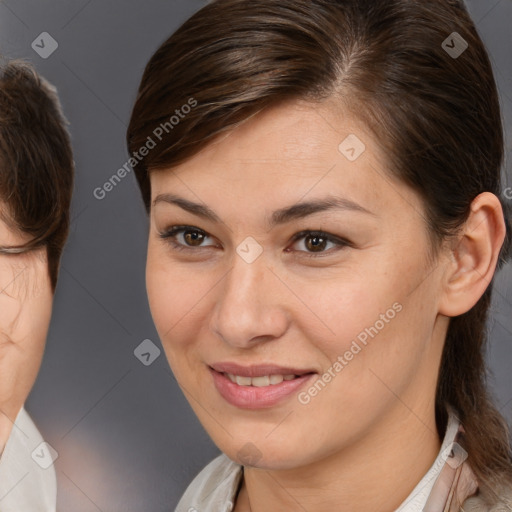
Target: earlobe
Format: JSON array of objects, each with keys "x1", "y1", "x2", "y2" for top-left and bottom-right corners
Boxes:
[{"x1": 439, "y1": 192, "x2": 506, "y2": 317}]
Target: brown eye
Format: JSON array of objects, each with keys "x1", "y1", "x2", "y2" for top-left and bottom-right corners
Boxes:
[
  {"x1": 304, "y1": 234, "x2": 328, "y2": 252},
  {"x1": 159, "y1": 225, "x2": 217, "y2": 252},
  {"x1": 288, "y1": 230, "x2": 350, "y2": 257},
  {"x1": 183, "y1": 229, "x2": 206, "y2": 246}
]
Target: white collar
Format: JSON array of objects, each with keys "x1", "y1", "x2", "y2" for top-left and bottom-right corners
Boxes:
[
  {"x1": 175, "y1": 408, "x2": 463, "y2": 512},
  {"x1": 395, "y1": 407, "x2": 461, "y2": 511},
  {"x1": 0, "y1": 406, "x2": 57, "y2": 512}
]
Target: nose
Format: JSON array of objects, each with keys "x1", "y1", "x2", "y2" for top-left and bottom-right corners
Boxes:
[{"x1": 209, "y1": 250, "x2": 290, "y2": 349}]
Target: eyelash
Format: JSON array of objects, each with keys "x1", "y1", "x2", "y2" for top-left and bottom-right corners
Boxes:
[{"x1": 158, "y1": 225, "x2": 351, "y2": 257}]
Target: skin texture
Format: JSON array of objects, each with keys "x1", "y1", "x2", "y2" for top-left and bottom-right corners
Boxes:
[
  {"x1": 146, "y1": 99, "x2": 505, "y2": 512},
  {"x1": 0, "y1": 213, "x2": 53, "y2": 453}
]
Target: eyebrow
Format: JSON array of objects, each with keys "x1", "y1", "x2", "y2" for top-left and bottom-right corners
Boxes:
[{"x1": 153, "y1": 193, "x2": 376, "y2": 228}]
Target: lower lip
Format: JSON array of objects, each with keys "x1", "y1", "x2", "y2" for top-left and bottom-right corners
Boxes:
[{"x1": 209, "y1": 368, "x2": 315, "y2": 409}]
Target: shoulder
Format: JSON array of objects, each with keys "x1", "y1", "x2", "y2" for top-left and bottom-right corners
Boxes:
[
  {"x1": 4, "y1": 406, "x2": 40, "y2": 441},
  {"x1": 175, "y1": 453, "x2": 243, "y2": 512},
  {"x1": 462, "y1": 481, "x2": 512, "y2": 511},
  {"x1": 0, "y1": 406, "x2": 57, "y2": 512},
  {"x1": 0, "y1": 406, "x2": 45, "y2": 468}
]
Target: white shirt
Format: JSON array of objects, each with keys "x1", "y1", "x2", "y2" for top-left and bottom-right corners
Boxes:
[
  {"x1": 0, "y1": 406, "x2": 56, "y2": 512},
  {"x1": 175, "y1": 409, "x2": 467, "y2": 512}
]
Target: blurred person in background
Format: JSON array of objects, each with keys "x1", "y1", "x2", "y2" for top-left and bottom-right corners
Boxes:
[{"x1": 0, "y1": 59, "x2": 73, "y2": 511}]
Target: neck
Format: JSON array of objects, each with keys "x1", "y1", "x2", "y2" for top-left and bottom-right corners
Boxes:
[{"x1": 236, "y1": 401, "x2": 442, "y2": 512}]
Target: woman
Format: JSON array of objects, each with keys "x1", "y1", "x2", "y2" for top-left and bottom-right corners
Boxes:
[
  {"x1": 0, "y1": 59, "x2": 73, "y2": 511},
  {"x1": 127, "y1": 0, "x2": 512, "y2": 510}
]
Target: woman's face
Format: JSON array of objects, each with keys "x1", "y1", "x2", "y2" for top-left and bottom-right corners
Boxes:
[
  {"x1": 0, "y1": 212, "x2": 53, "y2": 414},
  {"x1": 146, "y1": 99, "x2": 450, "y2": 469}
]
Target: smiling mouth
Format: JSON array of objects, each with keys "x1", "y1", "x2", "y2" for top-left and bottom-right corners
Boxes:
[
  {"x1": 222, "y1": 372, "x2": 310, "y2": 387},
  {"x1": 208, "y1": 365, "x2": 317, "y2": 409}
]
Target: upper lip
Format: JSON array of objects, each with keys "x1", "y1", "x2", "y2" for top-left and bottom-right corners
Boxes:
[{"x1": 209, "y1": 362, "x2": 316, "y2": 378}]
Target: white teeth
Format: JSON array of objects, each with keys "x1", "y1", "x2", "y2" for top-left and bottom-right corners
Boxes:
[
  {"x1": 251, "y1": 376, "x2": 270, "y2": 387},
  {"x1": 235, "y1": 375, "x2": 252, "y2": 386},
  {"x1": 226, "y1": 373, "x2": 297, "y2": 386},
  {"x1": 269, "y1": 374, "x2": 284, "y2": 385}
]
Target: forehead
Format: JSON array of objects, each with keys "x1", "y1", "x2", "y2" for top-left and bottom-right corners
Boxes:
[
  {"x1": 153, "y1": 100, "x2": 371, "y2": 178},
  {"x1": 148, "y1": 99, "x2": 423, "y2": 227},
  {"x1": 210, "y1": 100, "x2": 366, "y2": 159}
]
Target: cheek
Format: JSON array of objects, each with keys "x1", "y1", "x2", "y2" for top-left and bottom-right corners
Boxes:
[
  {"x1": 32, "y1": 289, "x2": 53, "y2": 338},
  {"x1": 289, "y1": 267, "x2": 403, "y2": 352},
  {"x1": 20, "y1": 284, "x2": 54, "y2": 356},
  {"x1": 0, "y1": 258, "x2": 53, "y2": 344},
  {"x1": 145, "y1": 260, "x2": 210, "y2": 392},
  {"x1": 299, "y1": 262, "x2": 431, "y2": 398},
  {"x1": 309, "y1": 286, "x2": 434, "y2": 420},
  {"x1": 0, "y1": 295, "x2": 22, "y2": 341},
  {"x1": 145, "y1": 248, "x2": 204, "y2": 353},
  {"x1": 29, "y1": 258, "x2": 54, "y2": 338},
  {"x1": 146, "y1": 259, "x2": 178, "y2": 333}
]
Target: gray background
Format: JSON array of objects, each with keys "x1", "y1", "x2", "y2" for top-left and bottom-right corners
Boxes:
[{"x1": 0, "y1": 0, "x2": 511, "y2": 510}]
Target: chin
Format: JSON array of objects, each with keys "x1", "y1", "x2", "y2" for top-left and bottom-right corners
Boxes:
[{"x1": 212, "y1": 432, "x2": 310, "y2": 470}]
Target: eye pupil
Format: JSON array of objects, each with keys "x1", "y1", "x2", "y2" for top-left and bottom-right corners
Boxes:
[
  {"x1": 184, "y1": 230, "x2": 204, "y2": 246},
  {"x1": 306, "y1": 235, "x2": 327, "y2": 252}
]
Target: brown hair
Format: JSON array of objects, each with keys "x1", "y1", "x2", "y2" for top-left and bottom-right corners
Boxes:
[
  {"x1": 0, "y1": 59, "x2": 74, "y2": 291},
  {"x1": 127, "y1": 0, "x2": 512, "y2": 501}
]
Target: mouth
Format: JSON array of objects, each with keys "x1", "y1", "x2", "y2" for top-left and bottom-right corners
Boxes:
[
  {"x1": 208, "y1": 362, "x2": 317, "y2": 409},
  {"x1": 222, "y1": 372, "x2": 304, "y2": 387}
]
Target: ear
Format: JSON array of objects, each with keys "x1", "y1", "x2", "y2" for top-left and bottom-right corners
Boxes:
[{"x1": 439, "y1": 192, "x2": 506, "y2": 317}]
